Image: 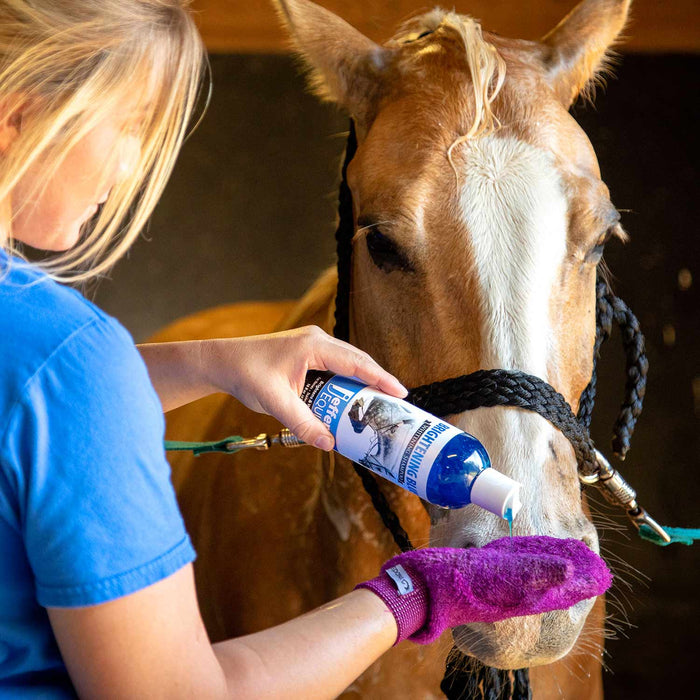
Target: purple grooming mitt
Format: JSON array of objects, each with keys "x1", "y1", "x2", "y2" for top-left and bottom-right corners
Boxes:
[{"x1": 356, "y1": 536, "x2": 612, "y2": 645}]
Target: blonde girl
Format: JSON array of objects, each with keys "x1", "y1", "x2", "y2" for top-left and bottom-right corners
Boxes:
[{"x1": 0, "y1": 0, "x2": 415, "y2": 694}]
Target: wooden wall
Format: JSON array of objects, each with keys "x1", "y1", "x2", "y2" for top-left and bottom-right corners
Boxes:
[{"x1": 191, "y1": 0, "x2": 700, "y2": 53}]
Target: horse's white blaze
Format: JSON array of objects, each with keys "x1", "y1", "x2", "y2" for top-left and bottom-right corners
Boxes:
[
  {"x1": 456, "y1": 136, "x2": 569, "y2": 533},
  {"x1": 459, "y1": 135, "x2": 567, "y2": 376}
]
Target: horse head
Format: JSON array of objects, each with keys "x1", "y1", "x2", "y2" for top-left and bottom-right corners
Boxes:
[{"x1": 275, "y1": 0, "x2": 631, "y2": 670}]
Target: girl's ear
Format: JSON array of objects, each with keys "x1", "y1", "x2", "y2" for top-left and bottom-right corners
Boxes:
[
  {"x1": 541, "y1": 0, "x2": 631, "y2": 107},
  {"x1": 0, "y1": 98, "x2": 24, "y2": 154},
  {"x1": 273, "y1": 0, "x2": 391, "y2": 129}
]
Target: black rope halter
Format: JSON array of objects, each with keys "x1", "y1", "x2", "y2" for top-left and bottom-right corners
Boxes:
[{"x1": 331, "y1": 120, "x2": 656, "y2": 700}]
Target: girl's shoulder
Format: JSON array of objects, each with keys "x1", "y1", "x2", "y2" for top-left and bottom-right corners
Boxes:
[
  {"x1": 0, "y1": 254, "x2": 113, "y2": 334},
  {"x1": 0, "y1": 255, "x2": 138, "y2": 422}
]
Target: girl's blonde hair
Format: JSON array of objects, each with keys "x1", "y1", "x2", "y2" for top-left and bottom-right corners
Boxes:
[{"x1": 0, "y1": 0, "x2": 208, "y2": 282}]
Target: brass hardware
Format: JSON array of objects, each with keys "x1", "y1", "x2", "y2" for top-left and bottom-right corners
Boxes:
[{"x1": 224, "y1": 428, "x2": 306, "y2": 453}]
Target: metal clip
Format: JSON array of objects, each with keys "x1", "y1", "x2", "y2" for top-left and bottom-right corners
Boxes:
[
  {"x1": 225, "y1": 428, "x2": 306, "y2": 453},
  {"x1": 627, "y1": 506, "x2": 672, "y2": 544},
  {"x1": 578, "y1": 448, "x2": 613, "y2": 485},
  {"x1": 270, "y1": 428, "x2": 306, "y2": 448},
  {"x1": 580, "y1": 449, "x2": 671, "y2": 544}
]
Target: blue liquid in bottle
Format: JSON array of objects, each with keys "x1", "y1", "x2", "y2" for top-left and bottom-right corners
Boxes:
[
  {"x1": 425, "y1": 433, "x2": 491, "y2": 508},
  {"x1": 302, "y1": 371, "x2": 522, "y2": 519}
]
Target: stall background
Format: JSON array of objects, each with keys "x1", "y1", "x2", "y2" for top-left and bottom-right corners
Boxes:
[{"x1": 88, "y1": 2, "x2": 698, "y2": 697}]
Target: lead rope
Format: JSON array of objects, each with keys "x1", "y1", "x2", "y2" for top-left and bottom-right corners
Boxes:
[
  {"x1": 331, "y1": 121, "x2": 415, "y2": 553},
  {"x1": 577, "y1": 280, "x2": 647, "y2": 457}
]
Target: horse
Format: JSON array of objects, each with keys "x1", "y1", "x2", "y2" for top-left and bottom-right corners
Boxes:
[{"x1": 152, "y1": 0, "x2": 633, "y2": 696}]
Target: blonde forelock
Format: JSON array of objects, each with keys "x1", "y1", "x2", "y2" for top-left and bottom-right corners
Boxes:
[{"x1": 393, "y1": 9, "x2": 506, "y2": 177}]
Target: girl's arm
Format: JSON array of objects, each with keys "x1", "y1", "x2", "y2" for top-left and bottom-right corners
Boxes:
[
  {"x1": 47, "y1": 536, "x2": 607, "y2": 698},
  {"x1": 48, "y1": 563, "x2": 397, "y2": 700},
  {"x1": 136, "y1": 339, "x2": 216, "y2": 411},
  {"x1": 137, "y1": 326, "x2": 407, "y2": 449}
]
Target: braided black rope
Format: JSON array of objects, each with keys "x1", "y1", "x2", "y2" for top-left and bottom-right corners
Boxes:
[
  {"x1": 512, "y1": 669, "x2": 532, "y2": 700},
  {"x1": 577, "y1": 281, "x2": 648, "y2": 458},
  {"x1": 331, "y1": 123, "x2": 416, "y2": 554},
  {"x1": 442, "y1": 653, "x2": 531, "y2": 700},
  {"x1": 352, "y1": 461, "x2": 413, "y2": 552},
  {"x1": 608, "y1": 293, "x2": 648, "y2": 457},
  {"x1": 406, "y1": 369, "x2": 599, "y2": 477},
  {"x1": 576, "y1": 282, "x2": 612, "y2": 431},
  {"x1": 333, "y1": 120, "x2": 356, "y2": 343}
]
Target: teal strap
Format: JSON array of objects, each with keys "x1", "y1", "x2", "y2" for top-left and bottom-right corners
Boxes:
[
  {"x1": 639, "y1": 525, "x2": 700, "y2": 546},
  {"x1": 164, "y1": 436, "x2": 244, "y2": 456}
]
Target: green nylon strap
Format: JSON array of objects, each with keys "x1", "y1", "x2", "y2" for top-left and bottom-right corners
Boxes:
[
  {"x1": 639, "y1": 525, "x2": 700, "y2": 546},
  {"x1": 164, "y1": 436, "x2": 244, "y2": 456}
]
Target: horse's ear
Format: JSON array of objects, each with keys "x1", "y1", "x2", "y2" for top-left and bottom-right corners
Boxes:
[
  {"x1": 541, "y1": 0, "x2": 631, "y2": 106},
  {"x1": 273, "y1": 0, "x2": 390, "y2": 125}
]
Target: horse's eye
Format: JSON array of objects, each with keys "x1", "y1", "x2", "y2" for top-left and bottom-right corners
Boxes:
[
  {"x1": 589, "y1": 237, "x2": 608, "y2": 260},
  {"x1": 403, "y1": 29, "x2": 434, "y2": 43},
  {"x1": 588, "y1": 223, "x2": 619, "y2": 262},
  {"x1": 365, "y1": 229, "x2": 414, "y2": 273}
]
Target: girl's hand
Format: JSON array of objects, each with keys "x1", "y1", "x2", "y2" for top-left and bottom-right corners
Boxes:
[
  {"x1": 202, "y1": 326, "x2": 407, "y2": 450},
  {"x1": 357, "y1": 536, "x2": 612, "y2": 645}
]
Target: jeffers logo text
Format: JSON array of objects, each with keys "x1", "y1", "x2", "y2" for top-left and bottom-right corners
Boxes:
[{"x1": 311, "y1": 383, "x2": 354, "y2": 427}]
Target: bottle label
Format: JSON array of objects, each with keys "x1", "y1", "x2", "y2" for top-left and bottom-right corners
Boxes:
[{"x1": 302, "y1": 374, "x2": 461, "y2": 500}]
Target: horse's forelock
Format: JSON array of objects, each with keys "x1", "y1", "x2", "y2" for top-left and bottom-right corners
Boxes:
[{"x1": 392, "y1": 9, "x2": 506, "y2": 148}]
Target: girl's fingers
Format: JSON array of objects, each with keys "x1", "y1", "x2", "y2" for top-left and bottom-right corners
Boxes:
[
  {"x1": 270, "y1": 390, "x2": 336, "y2": 451},
  {"x1": 312, "y1": 342, "x2": 407, "y2": 398}
]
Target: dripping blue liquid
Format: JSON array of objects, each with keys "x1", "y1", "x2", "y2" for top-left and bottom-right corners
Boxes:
[{"x1": 504, "y1": 507, "x2": 513, "y2": 538}]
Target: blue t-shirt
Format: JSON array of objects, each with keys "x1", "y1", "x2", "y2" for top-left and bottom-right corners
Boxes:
[{"x1": 0, "y1": 251, "x2": 196, "y2": 697}]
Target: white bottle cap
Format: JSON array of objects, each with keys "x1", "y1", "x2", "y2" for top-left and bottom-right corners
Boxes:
[{"x1": 470, "y1": 468, "x2": 523, "y2": 520}]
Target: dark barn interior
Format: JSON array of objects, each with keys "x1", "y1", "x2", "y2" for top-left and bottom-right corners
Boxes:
[{"x1": 88, "y1": 2, "x2": 698, "y2": 697}]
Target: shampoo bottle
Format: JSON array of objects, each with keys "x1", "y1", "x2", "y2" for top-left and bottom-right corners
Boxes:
[{"x1": 301, "y1": 371, "x2": 522, "y2": 519}]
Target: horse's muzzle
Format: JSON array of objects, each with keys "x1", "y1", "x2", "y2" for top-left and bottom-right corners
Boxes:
[{"x1": 452, "y1": 600, "x2": 595, "y2": 669}]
